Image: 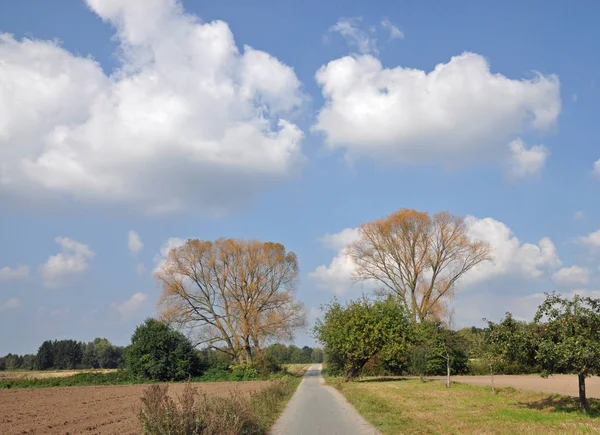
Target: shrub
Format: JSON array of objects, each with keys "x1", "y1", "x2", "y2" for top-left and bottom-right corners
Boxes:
[
  {"x1": 127, "y1": 318, "x2": 204, "y2": 381},
  {"x1": 138, "y1": 380, "x2": 296, "y2": 435}
]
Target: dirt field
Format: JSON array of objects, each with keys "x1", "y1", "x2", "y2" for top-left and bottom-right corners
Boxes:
[
  {"x1": 0, "y1": 369, "x2": 116, "y2": 380},
  {"x1": 428, "y1": 374, "x2": 600, "y2": 398},
  {"x1": 0, "y1": 381, "x2": 273, "y2": 435}
]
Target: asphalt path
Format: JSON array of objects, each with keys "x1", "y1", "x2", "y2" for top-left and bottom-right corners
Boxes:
[{"x1": 271, "y1": 364, "x2": 380, "y2": 435}]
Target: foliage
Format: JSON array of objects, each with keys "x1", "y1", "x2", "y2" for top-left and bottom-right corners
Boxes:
[
  {"x1": 534, "y1": 292, "x2": 600, "y2": 411},
  {"x1": 138, "y1": 379, "x2": 298, "y2": 435},
  {"x1": 126, "y1": 318, "x2": 204, "y2": 381},
  {"x1": 314, "y1": 296, "x2": 412, "y2": 380},
  {"x1": 263, "y1": 343, "x2": 323, "y2": 365},
  {"x1": 408, "y1": 321, "x2": 469, "y2": 378},
  {"x1": 0, "y1": 370, "x2": 139, "y2": 389},
  {"x1": 349, "y1": 208, "x2": 491, "y2": 322},
  {"x1": 157, "y1": 238, "x2": 306, "y2": 363}
]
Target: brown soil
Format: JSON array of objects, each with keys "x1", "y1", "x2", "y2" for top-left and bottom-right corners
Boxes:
[
  {"x1": 428, "y1": 374, "x2": 600, "y2": 398},
  {"x1": 0, "y1": 381, "x2": 272, "y2": 435}
]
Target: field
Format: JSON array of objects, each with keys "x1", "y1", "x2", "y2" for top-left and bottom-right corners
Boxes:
[
  {"x1": 331, "y1": 377, "x2": 600, "y2": 435},
  {"x1": 0, "y1": 381, "x2": 274, "y2": 435},
  {"x1": 0, "y1": 369, "x2": 116, "y2": 380}
]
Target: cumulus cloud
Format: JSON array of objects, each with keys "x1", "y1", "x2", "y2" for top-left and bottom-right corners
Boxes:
[
  {"x1": 128, "y1": 230, "x2": 143, "y2": 255},
  {"x1": 310, "y1": 227, "x2": 360, "y2": 294},
  {"x1": 580, "y1": 229, "x2": 600, "y2": 249},
  {"x1": 0, "y1": 298, "x2": 20, "y2": 312},
  {"x1": 312, "y1": 217, "x2": 561, "y2": 294},
  {"x1": 329, "y1": 17, "x2": 378, "y2": 55},
  {"x1": 314, "y1": 52, "x2": 560, "y2": 164},
  {"x1": 111, "y1": 292, "x2": 147, "y2": 322},
  {"x1": 0, "y1": 265, "x2": 29, "y2": 281},
  {"x1": 381, "y1": 18, "x2": 404, "y2": 40},
  {"x1": 551, "y1": 265, "x2": 590, "y2": 287},
  {"x1": 462, "y1": 216, "x2": 560, "y2": 286},
  {"x1": 594, "y1": 159, "x2": 600, "y2": 178},
  {"x1": 40, "y1": 237, "x2": 95, "y2": 288},
  {"x1": 0, "y1": 0, "x2": 305, "y2": 214},
  {"x1": 508, "y1": 138, "x2": 549, "y2": 178},
  {"x1": 153, "y1": 237, "x2": 187, "y2": 273}
]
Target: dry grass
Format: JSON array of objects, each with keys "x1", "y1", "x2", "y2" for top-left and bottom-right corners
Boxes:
[
  {"x1": 330, "y1": 378, "x2": 600, "y2": 435},
  {"x1": 0, "y1": 369, "x2": 116, "y2": 380},
  {"x1": 283, "y1": 364, "x2": 312, "y2": 377},
  {"x1": 138, "y1": 379, "x2": 298, "y2": 435}
]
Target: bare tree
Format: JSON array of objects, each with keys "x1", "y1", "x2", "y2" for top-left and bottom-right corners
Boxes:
[
  {"x1": 349, "y1": 209, "x2": 491, "y2": 322},
  {"x1": 156, "y1": 238, "x2": 306, "y2": 362}
]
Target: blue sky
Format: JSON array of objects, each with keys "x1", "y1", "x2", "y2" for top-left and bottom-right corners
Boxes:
[{"x1": 1, "y1": 0, "x2": 600, "y2": 355}]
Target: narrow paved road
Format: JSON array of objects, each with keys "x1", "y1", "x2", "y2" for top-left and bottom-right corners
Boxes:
[{"x1": 271, "y1": 364, "x2": 380, "y2": 435}]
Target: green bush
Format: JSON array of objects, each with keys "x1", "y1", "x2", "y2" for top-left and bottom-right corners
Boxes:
[{"x1": 127, "y1": 318, "x2": 204, "y2": 381}]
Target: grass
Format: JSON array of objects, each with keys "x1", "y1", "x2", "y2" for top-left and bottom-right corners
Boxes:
[
  {"x1": 0, "y1": 370, "x2": 145, "y2": 389},
  {"x1": 327, "y1": 377, "x2": 600, "y2": 435},
  {"x1": 282, "y1": 363, "x2": 312, "y2": 377},
  {"x1": 138, "y1": 376, "x2": 301, "y2": 434}
]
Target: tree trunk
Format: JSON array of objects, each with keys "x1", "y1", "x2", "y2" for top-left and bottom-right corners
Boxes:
[
  {"x1": 579, "y1": 373, "x2": 590, "y2": 412},
  {"x1": 446, "y1": 355, "x2": 450, "y2": 388},
  {"x1": 344, "y1": 366, "x2": 360, "y2": 382},
  {"x1": 490, "y1": 365, "x2": 495, "y2": 395}
]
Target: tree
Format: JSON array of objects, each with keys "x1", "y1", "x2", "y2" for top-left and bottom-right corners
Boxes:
[
  {"x1": 311, "y1": 348, "x2": 324, "y2": 363},
  {"x1": 349, "y1": 209, "x2": 491, "y2": 322},
  {"x1": 534, "y1": 292, "x2": 600, "y2": 412},
  {"x1": 126, "y1": 318, "x2": 204, "y2": 381},
  {"x1": 157, "y1": 238, "x2": 306, "y2": 362},
  {"x1": 314, "y1": 296, "x2": 412, "y2": 381},
  {"x1": 36, "y1": 341, "x2": 55, "y2": 370}
]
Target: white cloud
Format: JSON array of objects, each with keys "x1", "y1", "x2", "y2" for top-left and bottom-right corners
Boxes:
[
  {"x1": 0, "y1": 298, "x2": 20, "y2": 312},
  {"x1": 381, "y1": 18, "x2": 404, "y2": 40},
  {"x1": 462, "y1": 216, "x2": 561, "y2": 286},
  {"x1": 310, "y1": 227, "x2": 360, "y2": 294},
  {"x1": 551, "y1": 265, "x2": 590, "y2": 287},
  {"x1": 153, "y1": 237, "x2": 187, "y2": 273},
  {"x1": 311, "y1": 217, "x2": 561, "y2": 294},
  {"x1": 0, "y1": 0, "x2": 305, "y2": 214},
  {"x1": 329, "y1": 17, "x2": 378, "y2": 55},
  {"x1": 574, "y1": 210, "x2": 585, "y2": 220},
  {"x1": 508, "y1": 138, "x2": 549, "y2": 178},
  {"x1": 0, "y1": 265, "x2": 29, "y2": 281},
  {"x1": 580, "y1": 229, "x2": 600, "y2": 249},
  {"x1": 314, "y1": 52, "x2": 560, "y2": 164},
  {"x1": 111, "y1": 292, "x2": 147, "y2": 322},
  {"x1": 128, "y1": 230, "x2": 143, "y2": 254},
  {"x1": 594, "y1": 159, "x2": 600, "y2": 178},
  {"x1": 40, "y1": 237, "x2": 95, "y2": 288}
]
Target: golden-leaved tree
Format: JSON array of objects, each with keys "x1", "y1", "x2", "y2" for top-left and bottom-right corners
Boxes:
[
  {"x1": 349, "y1": 209, "x2": 492, "y2": 322},
  {"x1": 156, "y1": 238, "x2": 306, "y2": 362}
]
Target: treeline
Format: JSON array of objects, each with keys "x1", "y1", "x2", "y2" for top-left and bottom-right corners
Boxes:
[
  {"x1": 263, "y1": 344, "x2": 323, "y2": 365},
  {"x1": 0, "y1": 338, "x2": 125, "y2": 371}
]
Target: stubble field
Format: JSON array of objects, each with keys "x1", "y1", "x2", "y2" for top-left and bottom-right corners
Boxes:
[{"x1": 0, "y1": 381, "x2": 273, "y2": 435}]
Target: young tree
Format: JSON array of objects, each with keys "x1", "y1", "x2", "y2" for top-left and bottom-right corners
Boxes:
[
  {"x1": 534, "y1": 293, "x2": 600, "y2": 412},
  {"x1": 349, "y1": 209, "x2": 491, "y2": 322},
  {"x1": 126, "y1": 318, "x2": 203, "y2": 381},
  {"x1": 314, "y1": 296, "x2": 412, "y2": 381},
  {"x1": 157, "y1": 238, "x2": 306, "y2": 362}
]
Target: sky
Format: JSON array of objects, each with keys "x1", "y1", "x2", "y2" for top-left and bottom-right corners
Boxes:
[{"x1": 1, "y1": 0, "x2": 600, "y2": 355}]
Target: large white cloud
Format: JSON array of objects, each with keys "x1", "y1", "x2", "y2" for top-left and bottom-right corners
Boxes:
[
  {"x1": 580, "y1": 229, "x2": 600, "y2": 249},
  {"x1": 314, "y1": 52, "x2": 560, "y2": 163},
  {"x1": 0, "y1": 0, "x2": 304, "y2": 214},
  {"x1": 311, "y1": 216, "x2": 561, "y2": 294},
  {"x1": 40, "y1": 237, "x2": 95, "y2": 288}
]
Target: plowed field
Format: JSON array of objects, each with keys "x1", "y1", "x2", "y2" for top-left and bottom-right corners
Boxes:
[{"x1": 0, "y1": 381, "x2": 272, "y2": 435}]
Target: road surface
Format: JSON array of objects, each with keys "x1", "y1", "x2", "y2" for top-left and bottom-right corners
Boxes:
[{"x1": 271, "y1": 364, "x2": 379, "y2": 435}]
